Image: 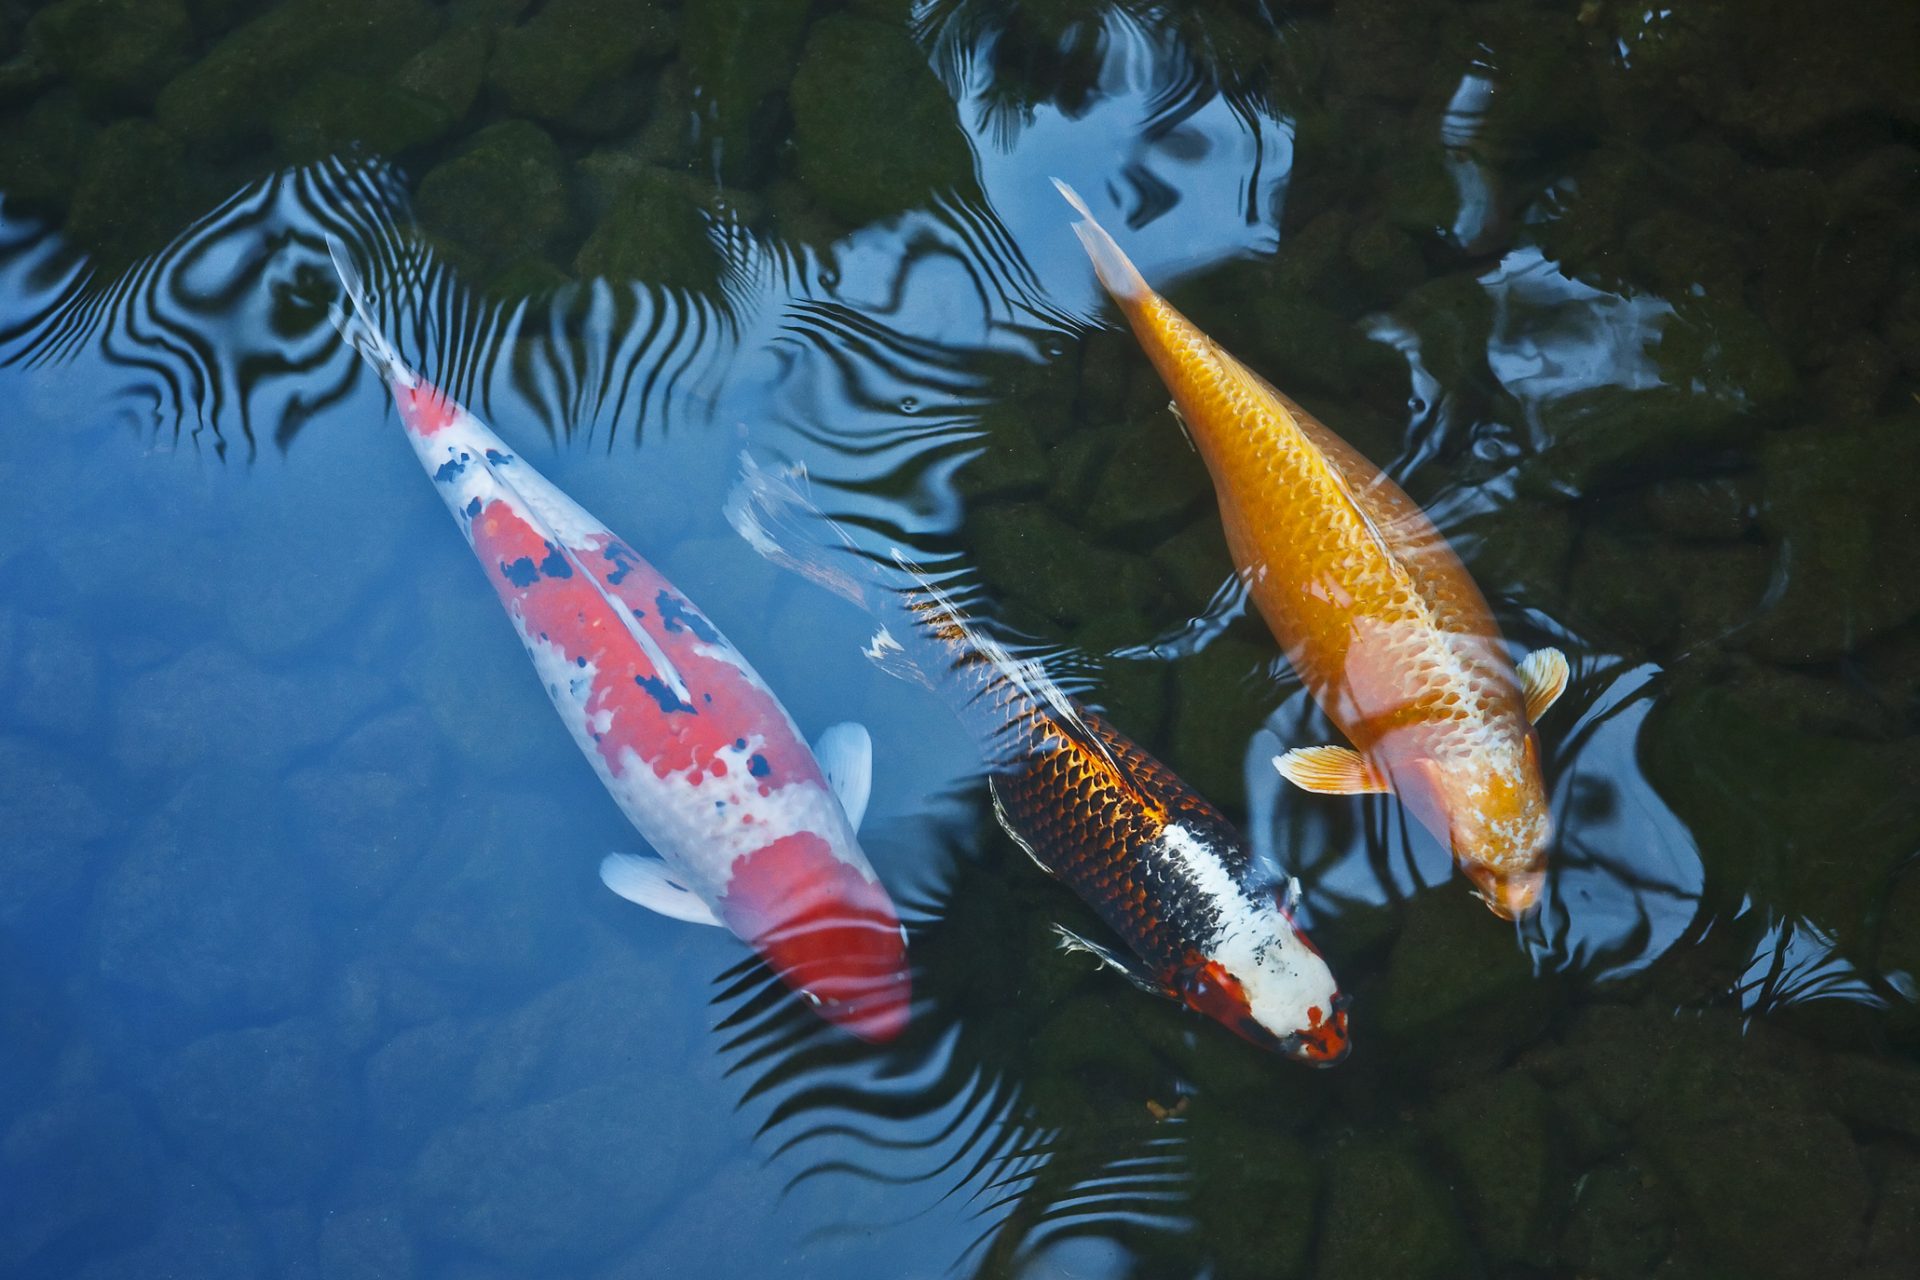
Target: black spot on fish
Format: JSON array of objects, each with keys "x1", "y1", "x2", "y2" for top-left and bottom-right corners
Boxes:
[
  {"x1": 635, "y1": 674, "x2": 696, "y2": 714},
  {"x1": 576, "y1": 656, "x2": 588, "y2": 668},
  {"x1": 603, "y1": 542, "x2": 639, "y2": 586},
  {"x1": 703, "y1": 693, "x2": 712, "y2": 703},
  {"x1": 539, "y1": 543, "x2": 573, "y2": 579},
  {"x1": 485, "y1": 449, "x2": 510, "y2": 465},
  {"x1": 464, "y1": 497, "x2": 482, "y2": 518},
  {"x1": 656, "y1": 590, "x2": 719, "y2": 642},
  {"x1": 434, "y1": 457, "x2": 465, "y2": 483},
  {"x1": 748, "y1": 754, "x2": 770, "y2": 778},
  {"x1": 501, "y1": 557, "x2": 539, "y2": 587},
  {"x1": 733, "y1": 738, "x2": 746, "y2": 750}
]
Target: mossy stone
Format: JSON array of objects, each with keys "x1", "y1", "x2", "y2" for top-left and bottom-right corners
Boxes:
[
  {"x1": 1376, "y1": 885, "x2": 1554, "y2": 1071},
  {"x1": 1314, "y1": 1139, "x2": 1475, "y2": 1280},
  {"x1": 790, "y1": 15, "x2": 977, "y2": 227},
  {"x1": 1640, "y1": 672, "x2": 1920, "y2": 960},
  {"x1": 416, "y1": 121, "x2": 569, "y2": 264},
  {"x1": 1080, "y1": 414, "x2": 1212, "y2": 547},
  {"x1": 487, "y1": 0, "x2": 676, "y2": 123},
  {"x1": 393, "y1": 23, "x2": 495, "y2": 122},
  {"x1": 1557, "y1": 1158, "x2": 1673, "y2": 1280},
  {"x1": 966, "y1": 502, "x2": 1168, "y2": 631},
  {"x1": 1426, "y1": 1071, "x2": 1561, "y2": 1266},
  {"x1": 27, "y1": 0, "x2": 191, "y2": 108},
  {"x1": 64, "y1": 119, "x2": 188, "y2": 267},
  {"x1": 953, "y1": 401, "x2": 1051, "y2": 502},
  {"x1": 681, "y1": 0, "x2": 811, "y2": 185},
  {"x1": 0, "y1": 88, "x2": 94, "y2": 213},
  {"x1": 573, "y1": 166, "x2": 720, "y2": 293},
  {"x1": 271, "y1": 70, "x2": 455, "y2": 162},
  {"x1": 1165, "y1": 629, "x2": 1283, "y2": 809},
  {"x1": 1749, "y1": 417, "x2": 1920, "y2": 662},
  {"x1": 156, "y1": 0, "x2": 443, "y2": 153}
]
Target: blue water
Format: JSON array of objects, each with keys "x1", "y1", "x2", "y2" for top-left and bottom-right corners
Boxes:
[{"x1": 4, "y1": 2, "x2": 1918, "y2": 1277}]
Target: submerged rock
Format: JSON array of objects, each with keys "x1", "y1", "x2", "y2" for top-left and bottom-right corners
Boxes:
[
  {"x1": 966, "y1": 502, "x2": 1169, "y2": 630},
  {"x1": 156, "y1": 0, "x2": 442, "y2": 153},
  {"x1": 416, "y1": 119, "x2": 569, "y2": 267},
  {"x1": 27, "y1": 0, "x2": 191, "y2": 108},
  {"x1": 1425, "y1": 1070, "x2": 1561, "y2": 1266},
  {"x1": 572, "y1": 164, "x2": 721, "y2": 293},
  {"x1": 63, "y1": 118, "x2": 188, "y2": 267},
  {"x1": 789, "y1": 15, "x2": 977, "y2": 227},
  {"x1": 151, "y1": 1016, "x2": 352, "y2": 1199},
  {"x1": 680, "y1": 0, "x2": 812, "y2": 185},
  {"x1": 409, "y1": 1080, "x2": 690, "y2": 1267},
  {"x1": 1749, "y1": 416, "x2": 1920, "y2": 662},
  {"x1": 93, "y1": 772, "x2": 319, "y2": 1024},
  {"x1": 1314, "y1": 1139, "x2": 1475, "y2": 1280},
  {"x1": 0, "y1": 736, "x2": 113, "y2": 936},
  {"x1": 486, "y1": 0, "x2": 676, "y2": 123},
  {"x1": 271, "y1": 69, "x2": 456, "y2": 162}
]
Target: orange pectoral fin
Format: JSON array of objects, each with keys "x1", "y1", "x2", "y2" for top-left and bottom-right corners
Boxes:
[
  {"x1": 1517, "y1": 648, "x2": 1570, "y2": 723},
  {"x1": 1273, "y1": 745, "x2": 1392, "y2": 795}
]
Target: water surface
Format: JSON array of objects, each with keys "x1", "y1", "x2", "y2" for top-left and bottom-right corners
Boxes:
[{"x1": 2, "y1": 1, "x2": 1918, "y2": 1277}]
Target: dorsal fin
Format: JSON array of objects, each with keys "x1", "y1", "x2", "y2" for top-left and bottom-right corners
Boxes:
[{"x1": 887, "y1": 550, "x2": 1152, "y2": 801}]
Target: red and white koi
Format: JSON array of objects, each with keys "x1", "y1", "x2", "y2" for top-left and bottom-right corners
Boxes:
[{"x1": 327, "y1": 242, "x2": 910, "y2": 1041}]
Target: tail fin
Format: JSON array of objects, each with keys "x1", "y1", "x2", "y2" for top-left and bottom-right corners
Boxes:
[
  {"x1": 723, "y1": 453, "x2": 881, "y2": 611},
  {"x1": 1051, "y1": 178, "x2": 1148, "y2": 304},
  {"x1": 325, "y1": 234, "x2": 417, "y2": 389}
]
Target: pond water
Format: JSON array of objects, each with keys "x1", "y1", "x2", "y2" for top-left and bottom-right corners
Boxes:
[{"x1": 2, "y1": 1, "x2": 1918, "y2": 1277}]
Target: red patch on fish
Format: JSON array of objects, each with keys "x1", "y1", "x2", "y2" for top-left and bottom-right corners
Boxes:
[
  {"x1": 720, "y1": 832, "x2": 911, "y2": 1043},
  {"x1": 464, "y1": 503, "x2": 815, "y2": 788},
  {"x1": 394, "y1": 380, "x2": 459, "y2": 438}
]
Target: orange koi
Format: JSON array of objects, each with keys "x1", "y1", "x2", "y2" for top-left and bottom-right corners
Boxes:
[{"x1": 1055, "y1": 181, "x2": 1568, "y2": 918}]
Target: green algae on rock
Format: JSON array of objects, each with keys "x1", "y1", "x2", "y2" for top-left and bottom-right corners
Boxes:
[
  {"x1": 416, "y1": 120, "x2": 568, "y2": 265},
  {"x1": 789, "y1": 15, "x2": 977, "y2": 228},
  {"x1": 26, "y1": 0, "x2": 191, "y2": 109}
]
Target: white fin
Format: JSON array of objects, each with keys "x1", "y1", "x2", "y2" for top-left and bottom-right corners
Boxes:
[
  {"x1": 1052, "y1": 178, "x2": 1148, "y2": 303},
  {"x1": 991, "y1": 779, "x2": 1054, "y2": 877},
  {"x1": 598, "y1": 853, "x2": 722, "y2": 927},
  {"x1": 813, "y1": 721, "x2": 873, "y2": 831},
  {"x1": 1051, "y1": 924, "x2": 1165, "y2": 995},
  {"x1": 1517, "y1": 647, "x2": 1570, "y2": 723},
  {"x1": 1274, "y1": 745, "x2": 1392, "y2": 795}
]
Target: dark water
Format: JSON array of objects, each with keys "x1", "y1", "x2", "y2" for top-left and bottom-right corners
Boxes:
[{"x1": 3, "y1": 1, "x2": 1918, "y2": 1276}]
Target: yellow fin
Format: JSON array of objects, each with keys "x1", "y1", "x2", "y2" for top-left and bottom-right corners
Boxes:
[
  {"x1": 1052, "y1": 178, "x2": 1148, "y2": 303},
  {"x1": 1517, "y1": 647, "x2": 1569, "y2": 723},
  {"x1": 1273, "y1": 746, "x2": 1391, "y2": 795}
]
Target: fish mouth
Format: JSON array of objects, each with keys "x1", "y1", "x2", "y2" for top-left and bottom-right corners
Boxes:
[
  {"x1": 1280, "y1": 995, "x2": 1352, "y2": 1066},
  {"x1": 1467, "y1": 866, "x2": 1546, "y2": 920}
]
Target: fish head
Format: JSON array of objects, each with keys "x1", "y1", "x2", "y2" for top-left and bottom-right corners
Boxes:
[
  {"x1": 1175, "y1": 930, "x2": 1351, "y2": 1065},
  {"x1": 720, "y1": 832, "x2": 913, "y2": 1043},
  {"x1": 1429, "y1": 735, "x2": 1553, "y2": 920}
]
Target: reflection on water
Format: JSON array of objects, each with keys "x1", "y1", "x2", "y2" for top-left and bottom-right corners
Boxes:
[{"x1": 3, "y1": 0, "x2": 1918, "y2": 1277}]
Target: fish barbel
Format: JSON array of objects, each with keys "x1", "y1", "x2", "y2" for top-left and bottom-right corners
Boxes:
[
  {"x1": 728, "y1": 458, "x2": 1348, "y2": 1063},
  {"x1": 327, "y1": 241, "x2": 910, "y2": 1040},
  {"x1": 1054, "y1": 180, "x2": 1568, "y2": 919}
]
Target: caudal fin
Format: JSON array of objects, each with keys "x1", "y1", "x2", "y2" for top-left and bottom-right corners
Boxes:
[
  {"x1": 723, "y1": 453, "x2": 880, "y2": 610},
  {"x1": 1051, "y1": 178, "x2": 1149, "y2": 304},
  {"x1": 324, "y1": 234, "x2": 417, "y2": 389}
]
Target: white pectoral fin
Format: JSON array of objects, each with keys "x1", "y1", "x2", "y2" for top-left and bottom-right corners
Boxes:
[
  {"x1": 1273, "y1": 745, "x2": 1392, "y2": 795},
  {"x1": 598, "y1": 854, "x2": 722, "y2": 927},
  {"x1": 1517, "y1": 647, "x2": 1570, "y2": 723},
  {"x1": 1051, "y1": 924, "x2": 1166, "y2": 996},
  {"x1": 812, "y1": 721, "x2": 873, "y2": 831}
]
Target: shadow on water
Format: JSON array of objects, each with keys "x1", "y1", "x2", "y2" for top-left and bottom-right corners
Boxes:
[{"x1": 3, "y1": 0, "x2": 1920, "y2": 1277}]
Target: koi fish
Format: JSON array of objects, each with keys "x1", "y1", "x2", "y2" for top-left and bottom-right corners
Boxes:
[
  {"x1": 1054, "y1": 181, "x2": 1568, "y2": 919},
  {"x1": 326, "y1": 243, "x2": 910, "y2": 1041},
  {"x1": 726, "y1": 458, "x2": 1348, "y2": 1063}
]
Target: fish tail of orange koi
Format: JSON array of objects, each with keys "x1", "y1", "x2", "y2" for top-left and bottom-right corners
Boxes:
[{"x1": 1052, "y1": 178, "x2": 1148, "y2": 305}]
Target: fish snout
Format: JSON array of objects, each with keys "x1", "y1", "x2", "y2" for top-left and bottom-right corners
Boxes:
[
  {"x1": 755, "y1": 906, "x2": 913, "y2": 1044},
  {"x1": 1465, "y1": 864, "x2": 1546, "y2": 920},
  {"x1": 1282, "y1": 992, "x2": 1352, "y2": 1066}
]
